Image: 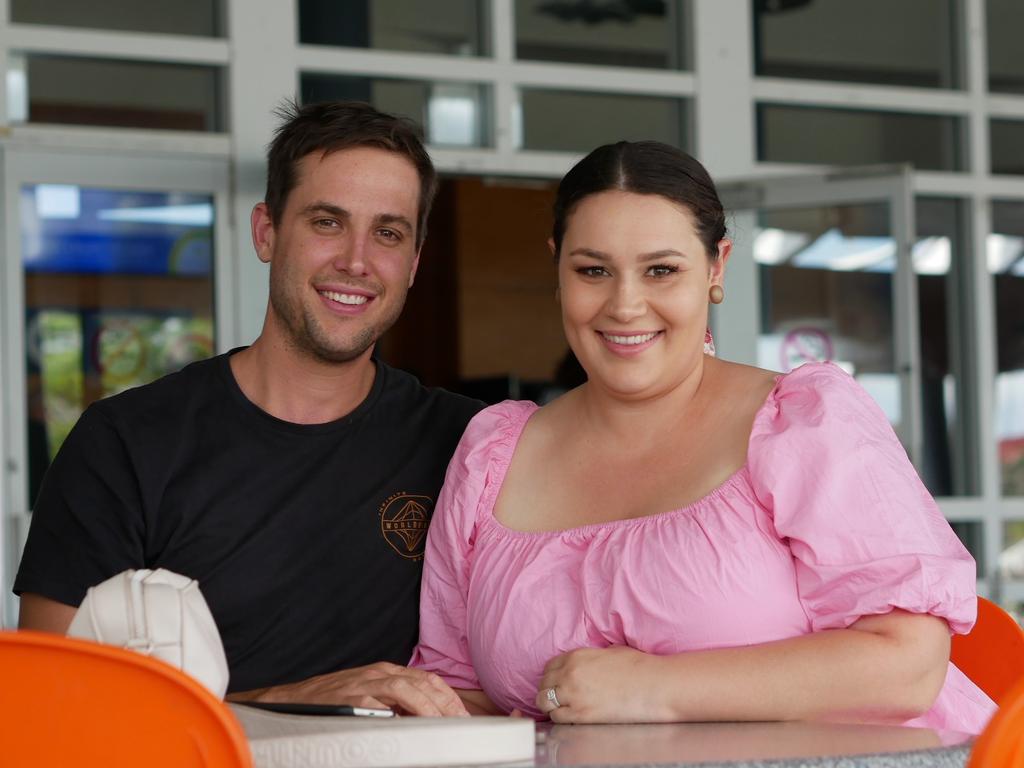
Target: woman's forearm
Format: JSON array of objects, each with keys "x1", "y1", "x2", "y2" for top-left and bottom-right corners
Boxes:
[
  {"x1": 456, "y1": 687, "x2": 504, "y2": 715},
  {"x1": 653, "y1": 611, "x2": 950, "y2": 723}
]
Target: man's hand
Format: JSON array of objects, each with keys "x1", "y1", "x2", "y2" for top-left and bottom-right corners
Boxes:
[{"x1": 229, "y1": 662, "x2": 470, "y2": 717}]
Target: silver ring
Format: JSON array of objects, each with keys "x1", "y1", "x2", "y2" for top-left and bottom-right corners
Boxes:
[{"x1": 545, "y1": 687, "x2": 562, "y2": 709}]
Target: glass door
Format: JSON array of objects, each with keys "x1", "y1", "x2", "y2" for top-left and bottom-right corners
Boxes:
[
  {"x1": 714, "y1": 167, "x2": 921, "y2": 467},
  {"x1": 1, "y1": 147, "x2": 231, "y2": 627}
]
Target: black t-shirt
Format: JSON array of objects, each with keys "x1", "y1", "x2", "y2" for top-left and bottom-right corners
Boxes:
[{"x1": 15, "y1": 351, "x2": 482, "y2": 693}]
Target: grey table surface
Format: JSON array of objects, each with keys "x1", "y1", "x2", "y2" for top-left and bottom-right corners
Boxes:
[
  {"x1": 233, "y1": 705, "x2": 974, "y2": 768},
  {"x1": 530, "y1": 721, "x2": 973, "y2": 768}
]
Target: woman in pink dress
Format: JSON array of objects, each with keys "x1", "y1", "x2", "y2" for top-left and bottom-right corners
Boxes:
[{"x1": 410, "y1": 141, "x2": 996, "y2": 732}]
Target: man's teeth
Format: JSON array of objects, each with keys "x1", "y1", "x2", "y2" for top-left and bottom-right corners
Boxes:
[
  {"x1": 602, "y1": 332, "x2": 658, "y2": 345},
  {"x1": 321, "y1": 290, "x2": 369, "y2": 305}
]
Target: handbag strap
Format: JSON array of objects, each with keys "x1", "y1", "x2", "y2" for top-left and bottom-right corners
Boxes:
[{"x1": 122, "y1": 571, "x2": 184, "y2": 654}]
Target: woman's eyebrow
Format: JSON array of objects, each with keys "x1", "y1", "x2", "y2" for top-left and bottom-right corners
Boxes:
[
  {"x1": 567, "y1": 247, "x2": 690, "y2": 261},
  {"x1": 638, "y1": 249, "x2": 688, "y2": 262},
  {"x1": 567, "y1": 247, "x2": 610, "y2": 260}
]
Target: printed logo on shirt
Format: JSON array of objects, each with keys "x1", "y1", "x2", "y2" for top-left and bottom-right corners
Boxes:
[{"x1": 379, "y1": 493, "x2": 433, "y2": 560}]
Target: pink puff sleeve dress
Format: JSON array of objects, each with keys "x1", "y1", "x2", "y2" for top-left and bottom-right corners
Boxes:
[{"x1": 410, "y1": 362, "x2": 996, "y2": 733}]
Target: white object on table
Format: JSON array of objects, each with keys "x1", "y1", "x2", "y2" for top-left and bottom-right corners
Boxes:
[{"x1": 230, "y1": 704, "x2": 536, "y2": 768}]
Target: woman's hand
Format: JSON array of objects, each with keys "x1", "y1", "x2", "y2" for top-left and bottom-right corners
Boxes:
[{"x1": 536, "y1": 646, "x2": 669, "y2": 723}]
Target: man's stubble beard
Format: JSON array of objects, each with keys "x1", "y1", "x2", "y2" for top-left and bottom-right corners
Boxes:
[{"x1": 268, "y1": 268, "x2": 410, "y2": 365}]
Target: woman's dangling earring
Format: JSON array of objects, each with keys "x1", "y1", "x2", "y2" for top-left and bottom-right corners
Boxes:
[
  {"x1": 709, "y1": 284, "x2": 724, "y2": 304},
  {"x1": 704, "y1": 328, "x2": 716, "y2": 357}
]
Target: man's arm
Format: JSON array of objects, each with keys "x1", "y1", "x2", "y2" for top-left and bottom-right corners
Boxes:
[
  {"x1": 21, "y1": 591, "x2": 468, "y2": 716},
  {"x1": 18, "y1": 593, "x2": 77, "y2": 634},
  {"x1": 228, "y1": 662, "x2": 470, "y2": 717}
]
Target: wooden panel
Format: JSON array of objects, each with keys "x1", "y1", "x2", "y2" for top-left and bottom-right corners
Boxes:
[
  {"x1": 377, "y1": 181, "x2": 460, "y2": 387},
  {"x1": 377, "y1": 176, "x2": 567, "y2": 386},
  {"x1": 454, "y1": 178, "x2": 565, "y2": 380}
]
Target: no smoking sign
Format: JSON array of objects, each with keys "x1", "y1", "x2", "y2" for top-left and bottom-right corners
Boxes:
[{"x1": 780, "y1": 327, "x2": 834, "y2": 371}]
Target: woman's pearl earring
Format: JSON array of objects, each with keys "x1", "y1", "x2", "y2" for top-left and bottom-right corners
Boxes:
[{"x1": 709, "y1": 284, "x2": 725, "y2": 304}]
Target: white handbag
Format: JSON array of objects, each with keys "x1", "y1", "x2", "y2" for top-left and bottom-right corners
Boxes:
[{"x1": 67, "y1": 568, "x2": 230, "y2": 698}]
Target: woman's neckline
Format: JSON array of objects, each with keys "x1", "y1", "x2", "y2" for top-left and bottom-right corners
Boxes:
[{"x1": 483, "y1": 368, "x2": 794, "y2": 538}]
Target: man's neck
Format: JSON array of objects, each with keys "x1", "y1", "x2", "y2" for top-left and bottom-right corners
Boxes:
[{"x1": 229, "y1": 337, "x2": 377, "y2": 425}]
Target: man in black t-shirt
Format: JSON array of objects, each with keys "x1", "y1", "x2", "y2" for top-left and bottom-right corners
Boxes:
[{"x1": 15, "y1": 101, "x2": 482, "y2": 715}]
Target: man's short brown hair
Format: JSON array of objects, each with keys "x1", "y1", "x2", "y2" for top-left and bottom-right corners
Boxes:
[{"x1": 265, "y1": 101, "x2": 438, "y2": 249}]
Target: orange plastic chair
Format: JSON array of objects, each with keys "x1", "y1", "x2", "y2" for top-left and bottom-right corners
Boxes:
[
  {"x1": 0, "y1": 630, "x2": 252, "y2": 768},
  {"x1": 968, "y1": 674, "x2": 1024, "y2": 767},
  {"x1": 951, "y1": 596, "x2": 1024, "y2": 706}
]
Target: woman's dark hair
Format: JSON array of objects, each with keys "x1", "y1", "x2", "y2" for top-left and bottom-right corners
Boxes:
[
  {"x1": 265, "y1": 100, "x2": 437, "y2": 249},
  {"x1": 551, "y1": 141, "x2": 726, "y2": 260}
]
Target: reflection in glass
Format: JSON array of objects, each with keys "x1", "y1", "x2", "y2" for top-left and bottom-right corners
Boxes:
[
  {"x1": 915, "y1": 198, "x2": 965, "y2": 497},
  {"x1": 754, "y1": 0, "x2": 958, "y2": 89},
  {"x1": 752, "y1": 199, "x2": 967, "y2": 497},
  {"x1": 758, "y1": 105, "x2": 964, "y2": 171},
  {"x1": 988, "y1": 0, "x2": 1024, "y2": 94},
  {"x1": 991, "y1": 121, "x2": 1024, "y2": 176},
  {"x1": 754, "y1": 203, "x2": 898, "y2": 422},
  {"x1": 11, "y1": 0, "x2": 221, "y2": 36},
  {"x1": 21, "y1": 185, "x2": 215, "y2": 506},
  {"x1": 993, "y1": 201, "x2": 1024, "y2": 496},
  {"x1": 26, "y1": 310, "x2": 83, "y2": 503},
  {"x1": 298, "y1": 0, "x2": 486, "y2": 56},
  {"x1": 301, "y1": 74, "x2": 489, "y2": 148},
  {"x1": 515, "y1": 0, "x2": 689, "y2": 69},
  {"x1": 520, "y1": 89, "x2": 689, "y2": 152},
  {"x1": 15, "y1": 54, "x2": 222, "y2": 132},
  {"x1": 950, "y1": 522, "x2": 984, "y2": 577},
  {"x1": 1003, "y1": 520, "x2": 1024, "y2": 581},
  {"x1": 942, "y1": 524, "x2": 983, "y2": 577}
]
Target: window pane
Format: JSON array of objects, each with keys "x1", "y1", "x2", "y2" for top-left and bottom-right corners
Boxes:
[
  {"x1": 13, "y1": 54, "x2": 222, "y2": 131},
  {"x1": 520, "y1": 89, "x2": 689, "y2": 152},
  {"x1": 10, "y1": 0, "x2": 221, "y2": 36},
  {"x1": 988, "y1": 0, "x2": 1024, "y2": 94},
  {"x1": 754, "y1": 0, "x2": 959, "y2": 89},
  {"x1": 951, "y1": 521, "x2": 984, "y2": 577},
  {"x1": 301, "y1": 74, "x2": 489, "y2": 148},
  {"x1": 753, "y1": 203, "x2": 903, "y2": 437},
  {"x1": 22, "y1": 184, "x2": 215, "y2": 505},
  {"x1": 992, "y1": 201, "x2": 1024, "y2": 496},
  {"x1": 991, "y1": 121, "x2": 1024, "y2": 176},
  {"x1": 916, "y1": 198, "x2": 969, "y2": 496},
  {"x1": 1005, "y1": 520, "x2": 1024, "y2": 582},
  {"x1": 752, "y1": 198, "x2": 967, "y2": 497},
  {"x1": 757, "y1": 105, "x2": 964, "y2": 171},
  {"x1": 298, "y1": 0, "x2": 486, "y2": 56},
  {"x1": 515, "y1": 0, "x2": 689, "y2": 70}
]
